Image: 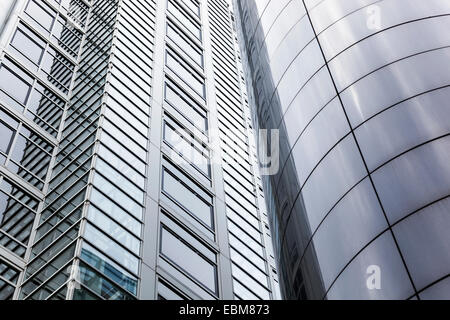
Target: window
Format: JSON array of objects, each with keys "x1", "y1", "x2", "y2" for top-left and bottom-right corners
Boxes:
[
  {"x1": 103, "y1": 107, "x2": 147, "y2": 149},
  {"x1": 167, "y1": 0, "x2": 201, "y2": 40},
  {"x1": 0, "y1": 177, "x2": 39, "y2": 258},
  {"x1": 179, "y1": 0, "x2": 200, "y2": 17},
  {"x1": 102, "y1": 120, "x2": 146, "y2": 159},
  {"x1": 226, "y1": 207, "x2": 261, "y2": 242},
  {"x1": 90, "y1": 187, "x2": 142, "y2": 235},
  {"x1": 9, "y1": 23, "x2": 76, "y2": 94},
  {"x1": 228, "y1": 220, "x2": 264, "y2": 257},
  {"x1": 233, "y1": 279, "x2": 260, "y2": 300},
  {"x1": 10, "y1": 24, "x2": 45, "y2": 67},
  {"x1": 163, "y1": 116, "x2": 210, "y2": 177},
  {"x1": 0, "y1": 63, "x2": 32, "y2": 108},
  {"x1": 231, "y1": 265, "x2": 270, "y2": 300},
  {"x1": 0, "y1": 59, "x2": 65, "y2": 137},
  {"x1": 162, "y1": 160, "x2": 213, "y2": 228},
  {"x1": 51, "y1": 15, "x2": 83, "y2": 57},
  {"x1": 80, "y1": 242, "x2": 138, "y2": 296},
  {"x1": 164, "y1": 79, "x2": 207, "y2": 132},
  {"x1": 92, "y1": 173, "x2": 143, "y2": 222},
  {"x1": 166, "y1": 49, "x2": 205, "y2": 98},
  {"x1": 100, "y1": 132, "x2": 146, "y2": 175},
  {"x1": 0, "y1": 258, "x2": 20, "y2": 300},
  {"x1": 95, "y1": 158, "x2": 143, "y2": 204},
  {"x1": 83, "y1": 223, "x2": 139, "y2": 275},
  {"x1": 77, "y1": 262, "x2": 135, "y2": 300},
  {"x1": 8, "y1": 127, "x2": 53, "y2": 190},
  {"x1": 97, "y1": 144, "x2": 145, "y2": 188},
  {"x1": 0, "y1": 109, "x2": 54, "y2": 190},
  {"x1": 160, "y1": 225, "x2": 217, "y2": 293},
  {"x1": 0, "y1": 259, "x2": 20, "y2": 284},
  {"x1": 87, "y1": 205, "x2": 140, "y2": 255},
  {"x1": 52, "y1": 0, "x2": 89, "y2": 27},
  {"x1": 157, "y1": 280, "x2": 187, "y2": 300},
  {"x1": 25, "y1": 82, "x2": 65, "y2": 137},
  {"x1": 167, "y1": 21, "x2": 203, "y2": 67},
  {"x1": 230, "y1": 247, "x2": 268, "y2": 287},
  {"x1": 24, "y1": 0, "x2": 83, "y2": 58},
  {"x1": 25, "y1": 0, "x2": 56, "y2": 33},
  {"x1": 39, "y1": 46, "x2": 75, "y2": 93},
  {"x1": 0, "y1": 116, "x2": 17, "y2": 159},
  {"x1": 229, "y1": 233, "x2": 266, "y2": 272}
]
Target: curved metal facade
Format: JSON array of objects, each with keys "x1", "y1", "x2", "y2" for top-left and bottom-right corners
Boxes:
[{"x1": 235, "y1": 0, "x2": 450, "y2": 299}]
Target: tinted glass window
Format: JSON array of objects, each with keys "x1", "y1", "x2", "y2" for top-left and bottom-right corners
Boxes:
[
  {"x1": 167, "y1": 0, "x2": 201, "y2": 40},
  {"x1": 166, "y1": 50, "x2": 205, "y2": 98},
  {"x1": 0, "y1": 64, "x2": 32, "y2": 106},
  {"x1": 162, "y1": 168, "x2": 212, "y2": 228},
  {"x1": 164, "y1": 80, "x2": 207, "y2": 131},
  {"x1": 157, "y1": 280, "x2": 186, "y2": 300},
  {"x1": 80, "y1": 242, "x2": 138, "y2": 295},
  {"x1": 84, "y1": 223, "x2": 139, "y2": 275},
  {"x1": 25, "y1": 0, "x2": 55, "y2": 32},
  {"x1": 163, "y1": 119, "x2": 209, "y2": 177},
  {"x1": 0, "y1": 121, "x2": 15, "y2": 156},
  {"x1": 180, "y1": 0, "x2": 200, "y2": 16},
  {"x1": 10, "y1": 26, "x2": 45, "y2": 66},
  {"x1": 167, "y1": 22, "x2": 203, "y2": 67},
  {"x1": 160, "y1": 226, "x2": 216, "y2": 293}
]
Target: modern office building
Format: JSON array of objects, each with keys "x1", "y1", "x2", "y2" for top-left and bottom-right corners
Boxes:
[
  {"x1": 234, "y1": 0, "x2": 450, "y2": 299},
  {"x1": 0, "y1": 0, "x2": 280, "y2": 300}
]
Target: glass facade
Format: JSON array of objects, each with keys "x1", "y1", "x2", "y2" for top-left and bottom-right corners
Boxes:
[
  {"x1": 0, "y1": 0, "x2": 279, "y2": 300},
  {"x1": 234, "y1": 0, "x2": 450, "y2": 299}
]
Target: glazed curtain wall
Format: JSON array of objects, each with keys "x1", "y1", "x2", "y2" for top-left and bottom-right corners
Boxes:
[{"x1": 235, "y1": 0, "x2": 450, "y2": 299}]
